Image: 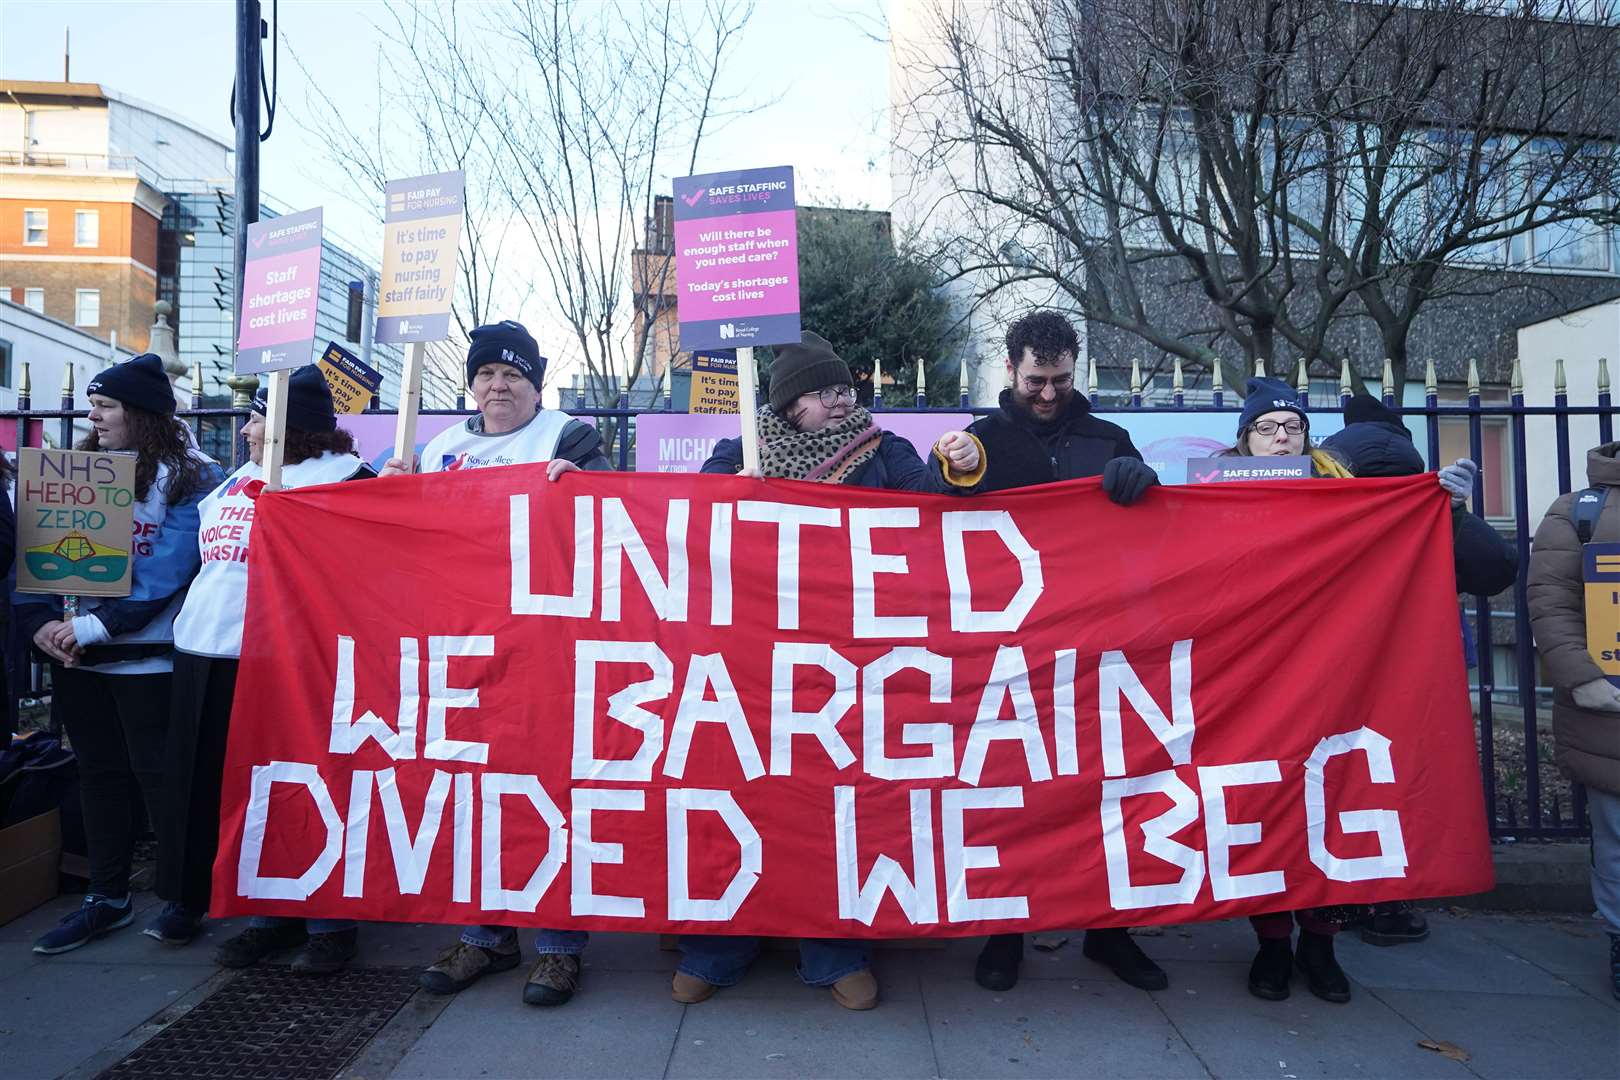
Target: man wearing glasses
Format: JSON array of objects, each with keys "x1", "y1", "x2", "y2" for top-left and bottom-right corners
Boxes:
[{"x1": 941, "y1": 309, "x2": 1168, "y2": 996}]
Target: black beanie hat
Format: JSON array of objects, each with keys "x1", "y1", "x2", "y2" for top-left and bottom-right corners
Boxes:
[
  {"x1": 1322, "y1": 393, "x2": 1423, "y2": 477},
  {"x1": 768, "y1": 331, "x2": 854, "y2": 413},
  {"x1": 86, "y1": 353, "x2": 175, "y2": 416},
  {"x1": 1343, "y1": 392, "x2": 1402, "y2": 429},
  {"x1": 251, "y1": 365, "x2": 337, "y2": 434},
  {"x1": 466, "y1": 320, "x2": 545, "y2": 391},
  {"x1": 1237, "y1": 376, "x2": 1307, "y2": 433}
]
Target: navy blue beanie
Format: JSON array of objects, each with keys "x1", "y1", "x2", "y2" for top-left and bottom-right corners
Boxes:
[
  {"x1": 1322, "y1": 393, "x2": 1423, "y2": 477},
  {"x1": 1237, "y1": 376, "x2": 1307, "y2": 433},
  {"x1": 251, "y1": 365, "x2": 337, "y2": 434},
  {"x1": 466, "y1": 321, "x2": 545, "y2": 391},
  {"x1": 86, "y1": 353, "x2": 175, "y2": 415}
]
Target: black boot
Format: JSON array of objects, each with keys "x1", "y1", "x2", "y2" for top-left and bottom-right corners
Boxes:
[
  {"x1": 1247, "y1": 937, "x2": 1292, "y2": 1000},
  {"x1": 974, "y1": 933, "x2": 1023, "y2": 991},
  {"x1": 1609, "y1": 933, "x2": 1619, "y2": 1002},
  {"x1": 215, "y1": 922, "x2": 307, "y2": 969},
  {"x1": 1360, "y1": 901, "x2": 1429, "y2": 946},
  {"x1": 1082, "y1": 928, "x2": 1168, "y2": 991},
  {"x1": 1295, "y1": 930, "x2": 1351, "y2": 1003},
  {"x1": 291, "y1": 928, "x2": 359, "y2": 975}
]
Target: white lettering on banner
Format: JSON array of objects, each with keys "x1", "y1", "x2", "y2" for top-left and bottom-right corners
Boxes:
[
  {"x1": 425, "y1": 636, "x2": 494, "y2": 764},
  {"x1": 941, "y1": 511, "x2": 1044, "y2": 632},
  {"x1": 849, "y1": 507, "x2": 928, "y2": 638},
  {"x1": 1099, "y1": 769, "x2": 1206, "y2": 909},
  {"x1": 664, "y1": 653, "x2": 765, "y2": 781},
  {"x1": 768, "y1": 642, "x2": 857, "y2": 775},
  {"x1": 736, "y1": 501, "x2": 842, "y2": 630},
  {"x1": 1053, "y1": 649, "x2": 1079, "y2": 776},
  {"x1": 329, "y1": 636, "x2": 418, "y2": 760},
  {"x1": 835, "y1": 786, "x2": 939, "y2": 924},
  {"x1": 376, "y1": 767, "x2": 452, "y2": 895},
  {"x1": 959, "y1": 647, "x2": 1052, "y2": 787},
  {"x1": 601, "y1": 497, "x2": 690, "y2": 622},
  {"x1": 511, "y1": 494, "x2": 593, "y2": 618},
  {"x1": 1099, "y1": 639, "x2": 1195, "y2": 778},
  {"x1": 1304, "y1": 727, "x2": 1409, "y2": 882},
  {"x1": 238, "y1": 761, "x2": 344, "y2": 901},
  {"x1": 572, "y1": 641, "x2": 673, "y2": 782},
  {"x1": 343, "y1": 771, "x2": 373, "y2": 898},
  {"x1": 862, "y1": 648, "x2": 955, "y2": 781},
  {"x1": 480, "y1": 772, "x2": 567, "y2": 912},
  {"x1": 453, "y1": 772, "x2": 473, "y2": 904},
  {"x1": 571, "y1": 789, "x2": 645, "y2": 917},
  {"x1": 666, "y1": 788, "x2": 761, "y2": 920},
  {"x1": 1199, "y1": 761, "x2": 1287, "y2": 901},
  {"x1": 709, "y1": 503, "x2": 733, "y2": 626},
  {"x1": 942, "y1": 786, "x2": 1028, "y2": 921}
]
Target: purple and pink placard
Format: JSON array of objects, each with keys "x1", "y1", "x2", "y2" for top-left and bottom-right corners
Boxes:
[
  {"x1": 672, "y1": 166, "x2": 800, "y2": 351},
  {"x1": 235, "y1": 206, "x2": 324, "y2": 375},
  {"x1": 635, "y1": 412, "x2": 971, "y2": 472}
]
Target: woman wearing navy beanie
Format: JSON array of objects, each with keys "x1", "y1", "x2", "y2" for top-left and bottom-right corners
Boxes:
[{"x1": 22, "y1": 353, "x2": 223, "y2": 957}]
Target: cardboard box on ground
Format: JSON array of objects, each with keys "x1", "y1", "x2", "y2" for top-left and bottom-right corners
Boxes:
[{"x1": 0, "y1": 808, "x2": 61, "y2": 925}]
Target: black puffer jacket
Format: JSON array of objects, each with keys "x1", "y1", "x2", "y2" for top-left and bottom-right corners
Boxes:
[{"x1": 959, "y1": 389, "x2": 1141, "y2": 492}]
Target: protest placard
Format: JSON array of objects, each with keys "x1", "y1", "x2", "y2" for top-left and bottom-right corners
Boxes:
[
  {"x1": 15, "y1": 448, "x2": 137, "y2": 597},
  {"x1": 235, "y1": 207, "x2": 323, "y2": 376},
  {"x1": 1185, "y1": 456, "x2": 1313, "y2": 483},
  {"x1": 318, "y1": 342, "x2": 384, "y2": 414},
  {"x1": 635, "y1": 412, "x2": 972, "y2": 472},
  {"x1": 689, "y1": 350, "x2": 739, "y2": 414},
  {"x1": 1584, "y1": 541, "x2": 1620, "y2": 687}
]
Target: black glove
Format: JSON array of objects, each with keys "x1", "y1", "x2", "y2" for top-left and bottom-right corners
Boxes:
[{"x1": 1101, "y1": 456, "x2": 1159, "y2": 506}]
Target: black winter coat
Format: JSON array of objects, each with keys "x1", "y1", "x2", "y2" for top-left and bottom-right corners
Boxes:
[
  {"x1": 961, "y1": 390, "x2": 1141, "y2": 492},
  {"x1": 702, "y1": 430, "x2": 952, "y2": 492}
]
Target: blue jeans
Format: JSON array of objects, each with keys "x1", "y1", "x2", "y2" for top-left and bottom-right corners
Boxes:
[
  {"x1": 678, "y1": 936, "x2": 868, "y2": 987},
  {"x1": 250, "y1": 915, "x2": 356, "y2": 934},
  {"x1": 461, "y1": 924, "x2": 588, "y2": 956},
  {"x1": 1589, "y1": 785, "x2": 1620, "y2": 936}
]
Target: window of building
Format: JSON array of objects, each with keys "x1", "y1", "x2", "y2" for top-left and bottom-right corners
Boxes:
[
  {"x1": 75, "y1": 289, "x2": 100, "y2": 327},
  {"x1": 75, "y1": 210, "x2": 99, "y2": 248},
  {"x1": 23, "y1": 209, "x2": 47, "y2": 245},
  {"x1": 0, "y1": 338, "x2": 12, "y2": 389},
  {"x1": 1436, "y1": 383, "x2": 1512, "y2": 521},
  {"x1": 23, "y1": 288, "x2": 44, "y2": 313}
]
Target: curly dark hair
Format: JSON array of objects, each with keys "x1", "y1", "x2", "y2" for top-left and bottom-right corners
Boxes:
[
  {"x1": 284, "y1": 425, "x2": 356, "y2": 465},
  {"x1": 78, "y1": 407, "x2": 210, "y2": 504},
  {"x1": 1005, "y1": 310, "x2": 1080, "y2": 369}
]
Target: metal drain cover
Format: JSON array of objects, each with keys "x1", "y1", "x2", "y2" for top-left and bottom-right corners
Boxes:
[{"x1": 99, "y1": 966, "x2": 419, "y2": 1080}]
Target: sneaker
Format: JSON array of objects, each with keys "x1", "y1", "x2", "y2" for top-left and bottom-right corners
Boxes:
[
  {"x1": 522, "y1": 953, "x2": 581, "y2": 1006},
  {"x1": 142, "y1": 902, "x2": 205, "y2": 946},
  {"x1": 1609, "y1": 933, "x2": 1619, "y2": 1002},
  {"x1": 419, "y1": 940, "x2": 520, "y2": 994},
  {"x1": 974, "y1": 933, "x2": 1023, "y2": 991},
  {"x1": 1295, "y1": 930, "x2": 1352, "y2": 1003},
  {"x1": 830, "y1": 968, "x2": 879, "y2": 1010},
  {"x1": 1359, "y1": 901, "x2": 1430, "y2": 946},
  {"x1": 291, "y1": 928, "x2": 359, "y2": 975},
  {"x1": 215, "y1": 922, "x2": 308, "y2": 968},
  {"x1": 33, "y1": 894, "x2": 134, "y2": 954},
  {"x1": 671, "y1": 971, "x2": 718, "y2": 1004},
  {"x1": 1247, "y1": 937, "x2": 1292, "y2": 1001},
  {"x1": 1083, "y1": 927, "x2": 1169, "y2": 991}
]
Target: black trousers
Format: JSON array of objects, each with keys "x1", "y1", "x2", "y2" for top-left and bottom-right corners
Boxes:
[
  {"x1": 157, "y1": 652, "x2": 238, "y2": 913},
  {"x1": 53, "y1": 665, "x2": 173, "y2": 899}
]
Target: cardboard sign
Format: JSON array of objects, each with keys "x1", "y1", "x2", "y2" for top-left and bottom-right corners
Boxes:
[
  {"x1": 15, "y1": 448, "x2": 137, "y2": 596},
  {"x1": 1186, "y1": 456, "x2": 1312, "y2": 483},
  {"x1": 635, "y1": 412, "x2": 971, "y2": 473},
  {"x1": 672, "y1": 166, "x2": 800, "y2": 351},
  {"x1": 376, "y1": 171, "x2": 465, "y2": 343},
  {"x1": 1584, "y1": 542, "x2": 1620, "y2": 686},
  {"x1": 689, "y1": 350, "x2": 739, "y2": 414},
  {"x1": 236, "y1": 207, "x2": 324, "y2": 375},
  {"x1": 317, "y1": 342, "x2": 384, "y2": 414}
]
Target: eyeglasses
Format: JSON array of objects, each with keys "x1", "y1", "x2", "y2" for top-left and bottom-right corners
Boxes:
[
  {"x1": 1017, "y1": 372, "x2": 1075, "y2": 394},
  {"x1": 1252, "y1": 418, "x2": 1306, "y2": 436},
  {"x1": 815, "y1": 385, "x2": 857, "y2": 407}
]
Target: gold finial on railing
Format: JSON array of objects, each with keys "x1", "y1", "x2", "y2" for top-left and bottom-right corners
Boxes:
[
  {"x1": 193, "y1": 355, "x2": 206, "y2": 401},
  {"x1": 1510, "y1": 356, "x2": 1524, "y2": 397},
  {"x1": 1467, "y1": 358, "x2": 1481, "y2": 397},
  {"x1": 1130, "y1": 358, "x2": 1142, "y2": 396},
  {"x1": 19, "y1": 361, "x2": 31, "y2": 398},
  {"x1": 1173, "y1": 358, "x2": 1184, "y2": 394},
  {"x1": 1339, "y1": 358, "x2": 1352, "y2": 397},
  {"x1": 915, "y1": 357, "x2": 926, "y2": 399},
  {"x1": 959, "y1": 358, "x2": 970, "y2": 400},
  {"x1": 1254, "y1": 357, "x2": 1266, "y2": 378},
  {"x1": 1210, "y1": 359, "x2": 1223, "y2": 393},
  {"x1": 1087, "y1": 359, "x2": 1099, "y2": 396},
  {"x1": 1601, "y1": 357, "x2": 1612, "y2": 395},
  {"x1": 226, "y1": 372, "x2": 260, "y2": 409},
  {"x1": 1295, "y1": 358, "x2": 1309, "y2": 394},
  {"x1": 61, "y1": 363, "x2": 74, "y2": 398},
  {"x1": 1382, "y1": 357, "x2": 1395, "y2": 395},
  {"x1": 1554, "y1": 358, "x2": 1567, "y2": 397},
  {"x1": 1424, "y1": 358, "x2": 1438, "y2": 397},
  {"x1": 873, "y1": 356, "x2": 883, "y2": 395}
]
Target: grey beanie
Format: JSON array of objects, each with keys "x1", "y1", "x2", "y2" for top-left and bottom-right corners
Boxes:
[{"x1": 768, "y1": 332, "x2": 854, "y2": 413}]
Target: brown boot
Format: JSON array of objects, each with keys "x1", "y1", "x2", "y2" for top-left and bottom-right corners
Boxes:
[
  {"x1": 830, "y1": 968, "x2": 878, "y2": 1010},
  {"x1": 671, "y1": 971, "x2": 719, "y2": 1003}
]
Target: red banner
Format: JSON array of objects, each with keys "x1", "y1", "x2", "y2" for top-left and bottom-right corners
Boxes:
[{"x1": 212, "y1": 468, "x2": 1493, "y2": 935}]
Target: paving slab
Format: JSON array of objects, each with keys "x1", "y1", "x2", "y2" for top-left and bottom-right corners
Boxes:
[
  {"x1": 1335, "y1": 916, "x2": 1585, "y2": 997},
  {"x1": 1368, "y1": 988, "x2": 1620, "y2": 1080},
  {"x1": 1461, "y1": 912, "x2": 1618, "y2": 1009}
]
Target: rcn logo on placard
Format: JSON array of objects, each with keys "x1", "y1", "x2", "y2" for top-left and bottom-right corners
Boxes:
[{"x1": 719, "y1": 323, "x2": 736, "y2": 340}]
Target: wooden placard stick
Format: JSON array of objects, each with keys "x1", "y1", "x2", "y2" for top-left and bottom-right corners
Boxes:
[
  {"x1": 737, "y1": 345, "x2": 760, "y2": 474},
  {"x1": 394, "y1": 341, "x2": 426, "y2": 470},
  {"x1": 261, "y1": 368, "x2": 291, "y2": 491}
]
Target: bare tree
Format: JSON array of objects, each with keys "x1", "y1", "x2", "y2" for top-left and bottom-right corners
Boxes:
[{"x1": 895, "y1": 0, "x2": 1620, "y2": 394}]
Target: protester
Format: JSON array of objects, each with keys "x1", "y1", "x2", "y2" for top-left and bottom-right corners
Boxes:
[
  {"x1": 150, "y1": 366, "x2": 374, "y2": 972},
  {"x1": 699, "y1": 330, "x2": 984, "y2": 491},
  {"x1": 1528, "y1": 444, "x2": 1620, "y2": 1002},
  {"x1": 1219, "y1": 377, "x2": 1352, "y2": 475},
  {"x1": 385, "y1": 320, "x2": 606, "y2": 1007},
  {"x1": 1323, "y1": 394, "x2": 1515, "y2": 947},
  {"x1": 677, "y1": 331, "x2": 983, "y2": 1012},
  {"x1": 22, "y1": 353, "x2": 221, "y2": 955},
  {"x1": 937, "y1": 310, "x2": 1164, "y2": 995}
]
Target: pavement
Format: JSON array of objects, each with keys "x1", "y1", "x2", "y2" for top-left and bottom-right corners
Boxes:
[{"x1": 1, "y1": 892, "x2": 1615, "y2": 1080}]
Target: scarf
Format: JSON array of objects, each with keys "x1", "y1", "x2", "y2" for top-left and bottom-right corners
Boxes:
[{"x1": 755, "y1": 405, "x2": 883, "y2": 483}]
